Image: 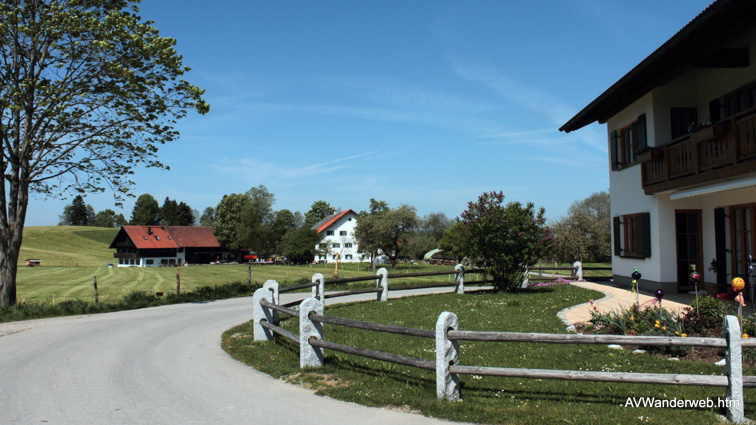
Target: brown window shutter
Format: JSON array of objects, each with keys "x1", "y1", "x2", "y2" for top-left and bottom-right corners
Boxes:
[
  {"x1": 613, "y1": 216, "x2": 621, "y2": 256},
  {"x1": 610, "y1": 131, "x2": 619, "y2": 170},
  {"x1": 640, "y1": 212, "x2": 651, "y2": 258},
  {"x1": 714, "y1": 207, "x2": 727, "y2": 291}
]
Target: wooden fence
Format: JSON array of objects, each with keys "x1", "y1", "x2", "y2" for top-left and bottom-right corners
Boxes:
[{"x1": 251, "y1": 266, "x2": 746, "y2": 424}]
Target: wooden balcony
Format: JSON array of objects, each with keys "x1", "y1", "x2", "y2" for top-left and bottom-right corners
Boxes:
[
  {"x1": 113, "y1": 252, "x2": 138, "y2": 259},
  {"x1": 641, "y1": 110, "x2": 756, "y2": 194}
]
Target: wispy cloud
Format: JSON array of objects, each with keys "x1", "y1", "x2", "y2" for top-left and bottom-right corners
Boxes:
[{"x1": 208, "y1": 150, "x2": 385, "y2": 182}]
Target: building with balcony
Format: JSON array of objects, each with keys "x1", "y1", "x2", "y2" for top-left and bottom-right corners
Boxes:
[
  {"x1": 312, "y1": 209, "x2": 372, "y2": 263},
  {"x1": 109, "y1": 226, "x2": 222, "y2": 267},
  {"x1": 561, "y1": 0, "x2": 756, "y2": 294}
]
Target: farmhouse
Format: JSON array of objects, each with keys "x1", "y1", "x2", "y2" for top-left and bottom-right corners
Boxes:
[
  {"x1": 312, "y1": 209, "x2": 370, "y2": 263},
  {"x1": 561, "y1": 0, "x2": 756, "y2": 294},
  {"x1": 109, "y1": 226, "x2": 222, "y2": 267}
]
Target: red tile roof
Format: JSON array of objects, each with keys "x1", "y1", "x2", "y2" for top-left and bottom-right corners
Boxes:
[
  {"x1": 315, "y1": 209, "x2": 355, "y2": 233},
  {"x1": 111, "y1": 226, "x2": 220, "y2": 250}
]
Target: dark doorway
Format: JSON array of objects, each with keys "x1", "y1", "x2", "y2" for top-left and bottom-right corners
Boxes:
[{"x1": 676, "y1": 210, "x2": 702, "y2": 292}]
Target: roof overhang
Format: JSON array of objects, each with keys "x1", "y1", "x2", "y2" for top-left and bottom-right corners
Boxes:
[{"x1": 560, "y1": 0, "x2": 756, "y2": 133}]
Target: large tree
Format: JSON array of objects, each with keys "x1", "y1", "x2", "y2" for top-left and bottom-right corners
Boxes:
[
  {"x1": 58, "y1": 195, "x2": 88, "y2": 225},
  {"x1": 160, "y1": 197, "x2": 193, "y2": 226},
  {"x1": 92, "y1": 208, "x2": 117, "y2": 227},
  {"x1": 550, "y1": 191, "x2": 610, "y2": 263},
  {"x1": 130, "y1": 193, "x2": 160, "y2": 225},
  {"x1": 199, "y1": 206, "x2": 215, "y2": 227},
  {"x1": 212, "y1": 194, "x2": 247, "y2": 251},
  {"x1": 304, "y1": 200, "x2": 336, "y2": 227},
  {"x1": 0, "y1": 0, "x2": 207, "y2": 305},
  {"x1": 278, "y1": 226, "x2": 322, "y2": 264},
  {"x1": 354, "y1": 202, "x2": 418, "y2": 268}
]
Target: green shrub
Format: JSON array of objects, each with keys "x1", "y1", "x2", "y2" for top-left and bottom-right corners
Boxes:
[{"x1": 458, "y1": 191, "x2": 551, "y2": 291}]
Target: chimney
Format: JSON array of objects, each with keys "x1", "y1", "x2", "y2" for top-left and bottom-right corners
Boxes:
[{"x1": 147, "y1": 226, "x2": 152, "y2": 235}]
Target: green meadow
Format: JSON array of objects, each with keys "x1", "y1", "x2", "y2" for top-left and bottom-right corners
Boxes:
[{"x1": 15, "y1": 226, "x2": 459, "y2": 303}]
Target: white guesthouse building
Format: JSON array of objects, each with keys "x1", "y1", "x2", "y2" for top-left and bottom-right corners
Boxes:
[
  {"x1": 562, "y1": 0, "x2": 756, "y2": 295},
  {"x1": 312, "y1": 209, "x2": 371, "y2": 263}
]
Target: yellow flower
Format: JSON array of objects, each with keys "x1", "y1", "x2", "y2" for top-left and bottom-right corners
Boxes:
[
  {"x1": 631, "y1": 316, "x2": 635, "y2": 321},
  {"x1": 681, "y1": 333, "x2": 687, "y2": 337},
  {"x1": 675, "y1": 331, "x2": 680, "y2": 335},
  {"x1": 655, "y1": 323, "x2": 660, "y2": 328},
  {"x1": 663, "y1": 326, "x2": 668, "y2": 331},
  {"x1": 744, "y1": 334, "x2": 750, "y2": 339}
]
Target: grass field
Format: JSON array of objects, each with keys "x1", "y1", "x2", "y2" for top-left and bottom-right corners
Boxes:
[
  {"x1": 224, "y1": 285, "x2": 753, "y2": 424},
  {"x1": 15, "y1": 226, "x2": 462, "y2": 303}
]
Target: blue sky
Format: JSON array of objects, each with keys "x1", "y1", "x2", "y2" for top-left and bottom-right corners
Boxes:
[{"x1": 26, "y1": 0, "x2": 714, "y2": 226}]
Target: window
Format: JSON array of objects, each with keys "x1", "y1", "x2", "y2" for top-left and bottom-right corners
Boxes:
[
  {"x1": 146, "y1": 259, "x2": 154, "y2": 265},
  {"x1": 119, "y1": 259, "x2": 123, "y2": 265},
  {"x1": 613, "y1": 213, "x2": 651, "y2": 258},
  {"x1": 712, "y1": 80, "x2": 756, "y2": 121},
  {"x1": 332, "y1": 243, "x2": 340, "y2": 248},
  {"x1": 169, "y1": 259, "x2": 175, "y2": 264},
  {"x1": 326, "y1": 230, "x2": 334, "y2": 236},
  {"x1": 730, "y1": 204, "x2": 754, "y2": 279},
  {"x1": 345, "y1": 254, "x2": 353, "y2": 260},
  {"x1": 670, "y1": 107, "x2": 697, "y2": 140},
  {"x1": 340, "y1": 231, "x2": 347, "y2": 236},
  {"x1": 345, "y1": 243, "x2": 353, "y2": 248},
  {"x1": 333, "y1": 255, "x2": 338, "y2": 259},
  {"x1": 610, "y1": 114, "x2": 646, "y2": 170}
]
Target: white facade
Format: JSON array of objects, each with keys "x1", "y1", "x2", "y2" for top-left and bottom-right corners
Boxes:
[
  {"x1": 606, "y1": 28, "x2": 756, "y2": 293},
  {"x1": 313, "y1": 210, "x2": 371, "y2": 263}
]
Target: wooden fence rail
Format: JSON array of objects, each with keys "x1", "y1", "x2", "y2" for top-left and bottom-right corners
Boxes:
[{"x1": 251, "y1": 263, "x2": 749, "y2": 422}]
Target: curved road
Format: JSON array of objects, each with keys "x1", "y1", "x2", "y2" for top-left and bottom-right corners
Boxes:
[{"x1": 0, "y1": 290, "x2": 465, "y2": 425}]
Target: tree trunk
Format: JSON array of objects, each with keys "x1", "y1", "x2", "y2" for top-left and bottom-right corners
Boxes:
[{"x1": 0, "y1": 247, "x2": 18, "y2": 306}]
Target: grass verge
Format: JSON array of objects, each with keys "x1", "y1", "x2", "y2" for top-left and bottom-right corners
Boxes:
[
  {"x1": 0, "y1": 280, "x2": 259, "y2": 323},
  {"x1": 223, "y1": 285, "x2": 754, "y2": 424}
]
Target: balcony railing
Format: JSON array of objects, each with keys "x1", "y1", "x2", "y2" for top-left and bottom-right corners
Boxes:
[
  {"x1": 113, "y1": 252, "x2": 138, "y2": 259},
  {"x1": 641, "y1": 109, "x2": 756, "y2": 194}
]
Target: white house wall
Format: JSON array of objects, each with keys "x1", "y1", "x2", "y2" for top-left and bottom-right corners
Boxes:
[
  {"x1": 315, "y1": 211, "x2": 370, "y2": 263},
  {"x1": 607, "y1": 93, "x2": 662, "y2": 282},
  {"x1": 607, "y1": 27, "x2": 756, "y2": 291}
]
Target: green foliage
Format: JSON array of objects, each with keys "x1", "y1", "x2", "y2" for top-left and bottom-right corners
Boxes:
[
  {"x1": 438, "y1": 222, "x2": 466, "y2": 261},
  {"x1": 240, "y1": 185, "x2": 276, "y2": 253},
  {"x1": 459, "y1": 191, "x2": 551, "y2": 290},
  {"x1": 199, "y1": 207, "x2": 216, "y2": 227},
  {"x1": 589, "y1": 303, "x2": 688, "y2": 356},
  {"x1": 130, "y1": 194, "x2": 161, "y2": 225},
  {"x1": 304, "y1": 201, "x2": 336, "y2": 227},
  {"x1": 278, "y1": 227, "x2": 323, "y2": 263},
  {"x1": 212, "y1": 194, "x2": 248, "y2": 250},
  {"x1": 0, "y1": 280, "x2": 259, "y2": 323},
  {"x1": 59, "y1": 195, "x2": 90, "y2": 226},
  {"x1": 92, "y1": 209, "x2": 118, "y2": 227},
  {"x1": 354, "y1": 202, "x2": 418, "y2": 268},
  {"x1": 550, "y1": 191, "x2": 610, "y2": 263},
  {"x1": 160, "y1": 197, "x2": 194, "y2": 226},
  {"x1": 0, "y1": 0, "x2": 207, "y2": 306}
]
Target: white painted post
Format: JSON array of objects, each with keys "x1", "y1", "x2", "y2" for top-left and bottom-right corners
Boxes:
[
  {"x1": 263, "y1": 280, "x2": 280, "y2": 325},
  {"x1": 455, "y1": 264, "x2": 464, "y2": 294},
  {"x1": 253, "y1": 286, "x2": 274, "y2": 341},
  {"x1": 376, "y1": 267, "x2": 388, "y2": 301},
  {"x1": 724, "y1": 315, "x2": 745, "y2": 423},
  {"x1": 311, "y1": 273, "x2": 324, "y2": 303},
  {"x1": 521, "y1": 268, "x2": 529, "y2": 288},
  {"x1": 573, "y1": 261, "x2": 583, "y2": 281},
  {"x1": 436, "y1": 311, "x2": 460, "y2": 401},
  {"x1": 300, "y1": 297, "x2": 325, "y2": 368}
]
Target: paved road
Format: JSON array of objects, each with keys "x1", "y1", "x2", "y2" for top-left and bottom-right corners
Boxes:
[{"x1": 0, "y1": 289, "x2": 465, "y2": 425}]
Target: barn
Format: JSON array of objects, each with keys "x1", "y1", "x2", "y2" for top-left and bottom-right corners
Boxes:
[{"x1": 109, "y1": 226, "x2": 222, "y2": 267}]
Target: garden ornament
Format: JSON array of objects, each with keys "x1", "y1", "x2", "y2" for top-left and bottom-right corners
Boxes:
[
  {"x1": 631, "y1": 268, "x2": 641, "y2": 310},
  {"x1": 690, "y1": 264, "x2": 700, "y2": 311}
]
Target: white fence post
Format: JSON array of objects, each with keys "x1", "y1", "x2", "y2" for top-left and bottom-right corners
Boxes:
[
  {"x1": 311, "y1": 273, "x2": 324, "y2": 303},
  {"x1": 253, "y1": 284, "x2": 275, "y2": 341},
  {"x1": 300, "y1": 297, "x2": 325, "y2": 368},
  {"x1": 724, "y1": 315, "x2": 745, "y2": 423},
  {"x1": 377, "y1": 267, "x2": 388, "y2": 301},
  {"x1": 263, "y1": 280, "x2": 280, "y2": 325},
  {"x1": 455, "y1": 264, "x2": 464, "y2": 294},
  {"x1": 521, "y1": 268, "x2": 529, "y2": 288},
  {"x1": 436, "y1": 311, "x2": 460, "y2": 401},
  {"x1": 573, "y1": 261, "x2": 583, "y2": 281}
]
